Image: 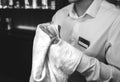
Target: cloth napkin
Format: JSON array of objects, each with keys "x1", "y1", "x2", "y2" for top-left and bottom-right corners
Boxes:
[{"x1": 29, "y1": 23, "x2": 82, "y2": 82}]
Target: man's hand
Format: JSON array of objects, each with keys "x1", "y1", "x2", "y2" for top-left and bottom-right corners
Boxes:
[
  {"x1": 38, "y1": 22, "x2": 61, "y2": 44},
  {"x1": 39, "y1": 23, "x2": 60, "y2": 39}
]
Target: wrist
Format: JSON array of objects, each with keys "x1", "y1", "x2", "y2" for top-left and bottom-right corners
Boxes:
[{"x1": 110, "y1": 65, "x2": 120, "y2": 81}]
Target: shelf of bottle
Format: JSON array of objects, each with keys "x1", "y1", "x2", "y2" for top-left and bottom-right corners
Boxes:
[
  {"x1": 0, "y1": 8, "x2": 56, "y2": 11},
  {"x1": 0, "y1": 5, "x2": 56, "y2": 10},
  {"x1": 0, "y1": 3, "x2": 56, "y2": 10}
]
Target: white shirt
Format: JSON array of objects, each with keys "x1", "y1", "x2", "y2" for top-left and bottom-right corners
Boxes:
[
  {"x1": 52, "y1": 0, "x2": 120, "y2": 69},
  {"x1": 30, "y1": 0, "x2": 120, "y2": 82}
]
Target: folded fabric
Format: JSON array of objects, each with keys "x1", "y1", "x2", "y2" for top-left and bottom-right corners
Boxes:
[
  {"x1": 29, "y1": 23, "x2": 51, "y2": 82},
  {"x1": 29, "y1": 23, "x2": 83, "y2": 82}
]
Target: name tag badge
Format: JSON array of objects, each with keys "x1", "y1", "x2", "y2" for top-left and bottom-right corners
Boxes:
[{"x1": 77, "y1": 36, "x2": 90, "y2": 49}]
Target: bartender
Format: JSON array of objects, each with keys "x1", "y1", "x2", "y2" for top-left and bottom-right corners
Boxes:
[
  {"x1": 51, "y1": 0, "x2": 120, "y2": 82},
  {"x1": 33, "y1": 0, "x2": 120, "y2": 82}
]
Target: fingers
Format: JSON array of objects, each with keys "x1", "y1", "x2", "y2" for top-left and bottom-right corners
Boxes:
[
  {"x1": 39, "y1": 23, "x2": 58, "y2": 39},
  {"x1": 46, "y1": 26, "x2": 57, "y2": 38},
  {"x1": 51, "y1": 37, "x2": 60, "y2": 44}
]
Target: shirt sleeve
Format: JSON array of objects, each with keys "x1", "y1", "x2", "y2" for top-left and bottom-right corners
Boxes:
[
  {"x1": 51, "y1": 9, "x2": 63, "y2": 25},
  {"x1": 77, "y1": 53, "x2": 120, "y2": 82},
  {"x1": 77, "y1": 54, "x2": 109, "y2": 81},
  {"x1": 106, "y1": 14, "x2": 120, "y2": 82},
  {"x1": 77, "y1": 15, "x2": 120, "y2": 82},
  {"x1": 106, "y1": 15, "x2": 120, "y2": 69}
]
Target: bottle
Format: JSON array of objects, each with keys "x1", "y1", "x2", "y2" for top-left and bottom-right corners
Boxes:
[
  {"x1": 42, "y1": 0, "x2": 48, "y2": 9},
  {"x1": 6, "y1": 18, "x2": 12, "y2": 31},
  {"x1": 116, "y1": 0, "x2": 120, "y2": 8},
  {"x1": 8, "y1": 0, "x2": 13, "y2": 8},
  {"x1": 50, "y1": 0, "x2": 55, "y2": 10},
  {"x1": 0, "y1": 0, "x2": 2, "y2": 8},
  {"x1": 2, "y1": 0, "x2": 8, "y2": 9},
  {"x1": 14, "y1": 1, "x2": 20, "y2": 8},
  {"x1": 32, "y1": 0, "x2": 37, "y2": 9},
  {"x1": 25, "y1": 0, "x2": 30, "y2": 9},
  {"x1": 6, "y1": 17, "x2": 13, "y2": 35}
]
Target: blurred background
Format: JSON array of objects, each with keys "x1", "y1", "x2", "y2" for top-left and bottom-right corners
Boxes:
[{"x1": 0, "y1": 0, "x2": 119, "y2": 82}]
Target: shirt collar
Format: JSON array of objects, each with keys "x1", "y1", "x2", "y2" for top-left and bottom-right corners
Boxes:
[{"x1": 68, "y1": 0, "x2": 103, "y2": 18}]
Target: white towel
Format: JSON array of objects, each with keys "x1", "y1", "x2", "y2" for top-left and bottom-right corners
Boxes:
[{"x1": 29, "y1": 23, "x2": 82, "y2": 82}]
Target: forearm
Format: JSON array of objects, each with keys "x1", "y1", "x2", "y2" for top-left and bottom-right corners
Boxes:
[{"x1": 77, "y1": 54, "x2": 120, "y2": 82}]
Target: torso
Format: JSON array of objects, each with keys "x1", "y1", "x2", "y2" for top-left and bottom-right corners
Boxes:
[
  {"x1": 52, "y1": 1, "x2": 120, "y2": 82},
  {"x1": 53, "y1": 0, "x2": 119, "y2": 62}
]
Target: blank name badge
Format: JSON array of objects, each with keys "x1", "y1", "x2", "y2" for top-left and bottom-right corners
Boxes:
[{"x1": 77, "y1": 36, "x2": 90, "y2": 49}]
